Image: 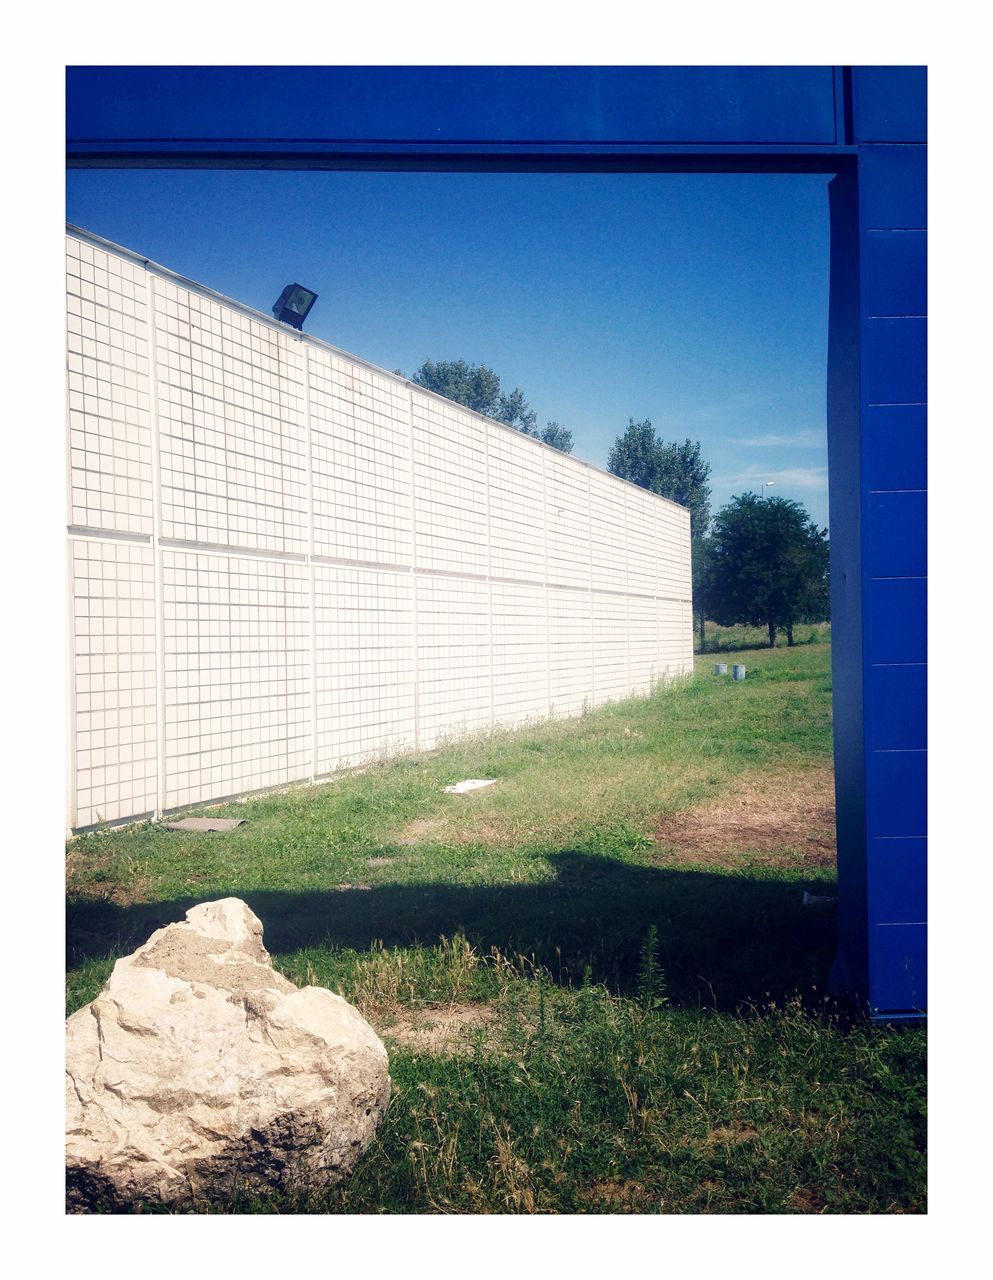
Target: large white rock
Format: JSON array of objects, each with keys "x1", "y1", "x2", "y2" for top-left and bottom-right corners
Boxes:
[{"x1": 66, "y1": 898, "x2": 390, "y2": 1211}]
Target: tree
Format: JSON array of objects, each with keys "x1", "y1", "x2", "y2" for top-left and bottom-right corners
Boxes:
[
  {"x1": 607, "y1": 419, "x2": 714, "y2": 646},
  {"x1": 538, "y1": 421, "x2": 574, "y2": 452},
  {"x1": 606, "y1": 418, "x2": 711, "y2": 536},
  {"x1": 412, "y1": 358, "x2": 502, "y2": 415},
  {"x1": 606, "y1": 418, "x2": 661, "y2": 489},
  {"x1": 691, "y1": 532, "x2": 716, "y2": 653},
  {"x1": 492, "y1": 384, "x2": 538, "y2": 435},
  {"x1": 655, "y1": 439, "x2": 712, "y2": 538},
  {"x1": 411, "y1": 358, "x2": 573, "y2": 453},
  {"x1": 708, "y1": 493, "x2": 830, "y2": 647}
]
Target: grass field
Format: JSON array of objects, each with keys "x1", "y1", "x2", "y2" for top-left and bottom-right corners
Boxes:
[
  {"x1": 695, "y1": 620, "x2": 831, "y2": 654},
  {"x1": 66, "y1": 638, "x2": 926, "y2": 1214}
]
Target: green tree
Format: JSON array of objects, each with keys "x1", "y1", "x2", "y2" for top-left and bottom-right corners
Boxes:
[
  {"x1": 493, "y1": 383, "x2": 538, "y2": 434},
  {"x1": 708, "y1": 493, "x2": 830, "y2": 647},
  {"x1": 412, "y1": 358, "x2": 502, "y2": 415},
  {"x1": 411, "y1": 358, "x2": 573, "y2": 452},
  {"x1": 606, "y1": 418, "x2": 711, "y2": 536},
  {"x1": 691, "y1": 532, "x2": 716, "y2": 653},
  {"x1": 656, "y1": 439, "x2": 712, "y2": 537},
  {"x1": 538, "y1": 420, "x2": 574, "y2": 452},
  {"x1": 606, "y1": 418, "x2": 661, "y2": 489}
]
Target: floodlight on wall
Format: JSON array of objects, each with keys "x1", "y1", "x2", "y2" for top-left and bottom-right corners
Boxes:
[{"x1": 272, "y1": 283, "x2": 318, "y2": 330}]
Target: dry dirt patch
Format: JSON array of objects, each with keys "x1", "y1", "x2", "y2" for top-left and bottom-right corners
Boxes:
[
  {"x1": 705, "y1": 1123, "x2": 760, "y2": 1146},
  {"x1": 789, "y1": 1187, "x2": 827, "y2": 1213},
  {"x1": 653, "y1": 766, "x2": 836, "y2": 869},
  {"x1": 583, "y1": 1179, "x2": 653, "y2": 1212},
  {"x1": 397, "y1": 817, "x2": 449, "y2": 845},
  {"x1": 398, "y1": 814, "x2": 506, "y2": 847},
  {"x1": 382, "y1": 1003, "x2": 500, "y2": 1055}
]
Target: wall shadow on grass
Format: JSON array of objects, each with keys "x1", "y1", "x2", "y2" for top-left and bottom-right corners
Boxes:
[{"x1": 67, "y1": 851, "x2": 837, "y2": 1014}]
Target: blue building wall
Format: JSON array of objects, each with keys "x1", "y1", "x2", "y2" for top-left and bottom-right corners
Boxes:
[{"x1": 66, "y1": 65, "x2": 927, "y2": 1019}]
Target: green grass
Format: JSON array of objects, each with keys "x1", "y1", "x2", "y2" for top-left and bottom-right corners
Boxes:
[
  {"x1": 695, "y1": 620, "x2": 831, "y2": 654},
  {"x1": 66, "y1": 641, "x2": 926, "y2": 1214}
]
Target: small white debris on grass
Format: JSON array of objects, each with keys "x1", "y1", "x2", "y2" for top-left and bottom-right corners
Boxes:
[
  {"x1": 443, "y1": 779, "x2": 498, "y2": 794},
  {"x1": 802, "y1": 891, "x2": 837, "y2": 907}
]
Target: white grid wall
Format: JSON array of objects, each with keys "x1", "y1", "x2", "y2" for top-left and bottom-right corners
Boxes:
[{"x1": 66, "y1": 229, "x2": 693, "y2": 830}]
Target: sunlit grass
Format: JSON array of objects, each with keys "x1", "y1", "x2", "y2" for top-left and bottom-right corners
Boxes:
[
  {"x1": 66, "y1": 640, "x2": 925, "y2": 1214},
  {"x1": 696, "y1": 620, "x2": 831, "y2": 654}
]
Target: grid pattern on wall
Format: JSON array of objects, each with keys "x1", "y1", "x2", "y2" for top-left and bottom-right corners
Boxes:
[
  {"x1": 162, "y1": 550, "x2": 311, "y2": 809},
  {"x1": 66, "y1": 239, "x2": 153, "y2": 537},
  {"x1": 314, "y1": 564, "x2": 417, "y2": 773},
  {"x1": 66, "y1": 229, "x2": 694, "y2": 830},
  {"x1": 70, "y1": 539, "x2": 158, "y2": 828},
  {"x1": 156, "y1": 282, "x2": 308, "y2": 555}
]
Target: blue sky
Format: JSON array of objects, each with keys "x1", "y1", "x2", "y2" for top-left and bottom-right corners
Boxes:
[{"x1": 67, "y1": 169, "x2": 831, "y2": 529}]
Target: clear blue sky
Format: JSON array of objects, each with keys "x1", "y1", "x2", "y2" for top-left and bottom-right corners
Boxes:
[{"x1": 67, "y1": 169, "x2": 831, "y2": 529}]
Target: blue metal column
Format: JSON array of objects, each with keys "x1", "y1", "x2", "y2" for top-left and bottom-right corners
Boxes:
[
  {"x1": 850, "y1": 67, "x2": 927, "y2": 1017},
  {"x1": 65, "y1": 64, "x2": 927, "y2": 1019},
  {"x1": 826, "y1": 161, "x2": 867, "y2": 1009}
]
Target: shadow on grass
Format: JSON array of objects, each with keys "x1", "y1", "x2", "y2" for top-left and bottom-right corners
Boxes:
[
  {"x1": 67, "y1": 851, "x2": 837, "y2": 1014},
  {"x1": 696, "y1": 643, "x2": 774, "y2": 656},
  {"x1": 696, "y1": 641, "x2": 818, "y2": 657},
  {"x1": 695, "y1": 630, "x2": 830, "y2": 657}
]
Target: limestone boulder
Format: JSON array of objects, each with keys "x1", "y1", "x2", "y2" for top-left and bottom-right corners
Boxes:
[{"x1": 66, "y1": 898, "x2": 390, "y2": 1212}]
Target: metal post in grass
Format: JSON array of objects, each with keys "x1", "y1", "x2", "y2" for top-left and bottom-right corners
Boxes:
[
  {"x1": 714, "y1": 664, "x2": 728, "y2": 676},
  {"x1": 732, "y1": 664, "x2": 747, "y2": 680}
]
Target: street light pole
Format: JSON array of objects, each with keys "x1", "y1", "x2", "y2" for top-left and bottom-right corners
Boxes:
[{"x1": 761, "y1": 481, "x2": 776, "y2": 499}]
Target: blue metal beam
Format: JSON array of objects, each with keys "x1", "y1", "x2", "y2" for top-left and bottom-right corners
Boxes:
[{"x1": 64, "y1": 64, "x2": 927, "y2": 1021}]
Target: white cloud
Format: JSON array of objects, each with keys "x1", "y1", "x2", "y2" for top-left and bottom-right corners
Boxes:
[
  {"x1": 677, "y1": 389, "x2": 799, "y2": 427},
  {"x1": 712, "y1": 465, "x2": 828, "y2": 490},
  {"x1": 729, "y1": 430, "x2": 825, "y2": 448}
]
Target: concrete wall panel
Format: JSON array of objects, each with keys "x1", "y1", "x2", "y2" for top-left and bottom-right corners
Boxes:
[{"x1": 66, "y1": 229, "x2": 693, "y2": 829}]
